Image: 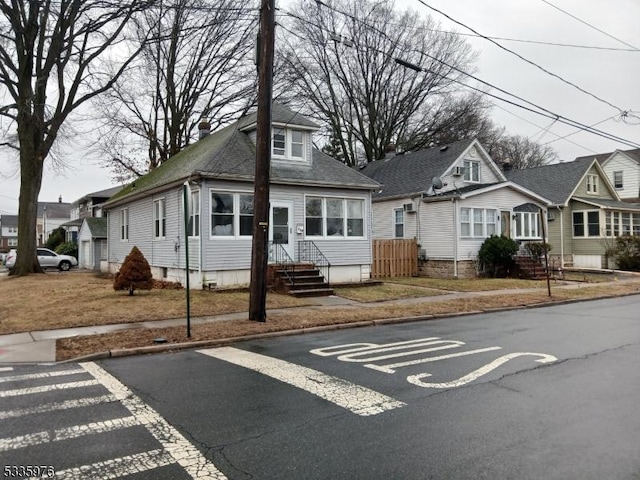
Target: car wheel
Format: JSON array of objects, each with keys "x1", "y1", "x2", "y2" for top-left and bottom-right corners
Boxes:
[{"x1": 59, "y1": 260, "x2": 71, "y2": 271}]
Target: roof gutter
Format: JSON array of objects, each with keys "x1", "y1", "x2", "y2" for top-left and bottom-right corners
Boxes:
[{"x1": 103, "y1": 173, "x2": 204, "y2": 210}]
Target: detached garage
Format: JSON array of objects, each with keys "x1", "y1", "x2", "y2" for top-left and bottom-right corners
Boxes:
[{"x1": 78, "y1": 217, "x2": 107, "y2": 270}]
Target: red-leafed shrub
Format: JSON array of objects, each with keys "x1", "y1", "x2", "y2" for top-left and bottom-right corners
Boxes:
[{"x1": 113, "y1": 246, "x2": 153, "y2": 296}]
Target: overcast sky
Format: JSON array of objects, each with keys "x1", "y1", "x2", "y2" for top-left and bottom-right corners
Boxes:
[{"x1": 1, "y1": 0, "x2": 639, "y2": 215}]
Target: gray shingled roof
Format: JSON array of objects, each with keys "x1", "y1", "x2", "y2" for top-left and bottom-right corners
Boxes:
[
  {"x1": 238, "y1": 102, "x2": 319, "y2": 130},
  {"x1": 504, "y1": 158, "x2": 594, "y2": 205},
  {"x1": 106, "y1": 105, "x2": 378, "y2": 206},
  {"x1": 359, "y1": 139, "x2": 476, "y2": 199},
  {"x1": 85, "y1": 217, "x2": 108, "y2": 237},
  {"x1": 73, "y1": 186, "x2": 123, "y2": 205},
  {"x1": 37, "y1": 201, "x2": 71, "y2": 219},
  {"x1": 573, "y1": 197, "x2": 640, "y2": 211},
  {"x1": 1, "y1": 214, "x2": 18, "y2": 227},
  {"x1": 576, "y1": 148, "x2": 640, "y2": 165}
]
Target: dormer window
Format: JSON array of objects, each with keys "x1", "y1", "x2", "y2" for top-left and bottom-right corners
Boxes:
[{"x1": 272, "y1": 127, "x2": 308, "y2": 162}]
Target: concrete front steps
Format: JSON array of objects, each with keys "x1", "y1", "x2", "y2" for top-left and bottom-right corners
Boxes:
[{"x1": 270, "y1": 264, "x2": 334, "y2": 297}]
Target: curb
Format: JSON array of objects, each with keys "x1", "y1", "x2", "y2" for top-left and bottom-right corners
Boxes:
[{"x1": 59, "y1": 289, "x2": 640, "y2": 363}]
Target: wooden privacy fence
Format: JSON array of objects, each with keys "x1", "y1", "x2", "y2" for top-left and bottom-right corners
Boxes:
[{"x1": 371, "y1": 239, "x2": 418, "y2": 278}]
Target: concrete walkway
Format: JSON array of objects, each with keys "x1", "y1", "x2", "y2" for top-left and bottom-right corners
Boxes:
[{"x1": 1, "y1": 277, "x2": 639, "y2": 364}]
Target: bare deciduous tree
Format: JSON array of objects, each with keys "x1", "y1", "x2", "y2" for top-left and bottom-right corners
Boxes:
[
  {"x1": 492, "y1": 134, "x2": 558, "y2": 169},
  {"x1": 0, "y1": 0, "x2": 154, "y2": 276},
  {"x1": 94, "y1": 0, "x2": 258, "y2": 181},
  {"x1": 277, "y1": 0, "x2": 477, "y2": 166}
]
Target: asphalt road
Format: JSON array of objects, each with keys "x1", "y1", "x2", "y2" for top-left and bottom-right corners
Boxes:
[{"x1": 1, "y1": 295, "x2": 640, "y2": 479}]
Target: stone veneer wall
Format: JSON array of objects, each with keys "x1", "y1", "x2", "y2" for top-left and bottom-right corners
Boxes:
[{"x1": 418, "y1": 259, "x2": 477, "y2": 279}]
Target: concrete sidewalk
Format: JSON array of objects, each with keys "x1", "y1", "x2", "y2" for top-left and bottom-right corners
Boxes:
[{"x1": 1, "y1": 278, "x2": 639, "y2": 364}]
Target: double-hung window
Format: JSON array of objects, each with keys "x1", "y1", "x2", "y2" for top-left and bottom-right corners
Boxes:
[
  {"x1": 120, "y1": 208, "x2": 129, "y2": 241},
  {"x1": 153, "y1": 198, "x2": 166, "y2": 239},
  {"x1": 573, "y1": 211, "x2": 599, "y2": 237},
  {"x1": 272, "y1": 128, "x2": 306, "y2": 161},
  {"x1": 464, "y1": 160, "x2": 480, "y2": 182},
  {"x1": 460, "y1": 208, "x2": 497, "y2": 238},
  {"x1": 614, "y1": 171, "x2": 623, "y2": 189},
  {"x1": 394, "y1": 208, "x2": 404, "y2": 238},
  {"x1": 514, "y1": 212, "x2": 540, "y2": 239},
  {"x1": 211, "y1": 191, "x2": 254, "y2": 237},
  {"x1": 586, "y1": 175, "x2": 598, "y2": 194},
  {"x1": 305, "y1": 196, "x2": 365, "y2": 238}
]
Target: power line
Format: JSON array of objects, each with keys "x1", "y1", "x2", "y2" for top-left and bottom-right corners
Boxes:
[
  {"x1": 278, "y1": 8, "x2": 640, "y2": 150},
  {"x1": 542, "y1": 115, "x2": 618, "y2": 147},
  {"x1": 413, "y1": 0, "x2": 629, "y2": 115},
  {"x1": 539, "y1": 0, "x2": 640, "y2": 51}
]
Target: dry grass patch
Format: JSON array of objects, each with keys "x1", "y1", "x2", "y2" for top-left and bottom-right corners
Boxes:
[
  {"x1": 0, "y1": 271, "x2": 310, "y2": 334},
  {"x1": 57, "y1": 280, "x2": 640, "y2": 361},
  {"x1": 385, "y1": 277, "x2": 551, "y2": 291},
  {"x1": 334, "y1": 283, "x2": 446, "y2": 302}
]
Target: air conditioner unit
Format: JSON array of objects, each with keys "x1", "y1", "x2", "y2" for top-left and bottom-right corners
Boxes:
[
  {"x1": 452, "y1": 166, "x2": 464, "y2": 176},
  {"x1": 403, "y1": 202, "x2": 415, "y2": 213}
]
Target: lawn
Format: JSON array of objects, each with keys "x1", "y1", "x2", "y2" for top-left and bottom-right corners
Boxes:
[{"x1": 2, "y1": 269, "x2": 639, "y2": 362}]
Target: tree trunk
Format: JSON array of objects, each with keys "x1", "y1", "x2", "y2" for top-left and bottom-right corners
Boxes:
[{"x1": 10, "y1": 127, "x2": 45, "y2": 276}]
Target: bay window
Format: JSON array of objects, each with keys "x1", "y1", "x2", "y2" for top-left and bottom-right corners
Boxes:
[{"x1": 514, "y1": 212, "x2": 540, "y2": 239}]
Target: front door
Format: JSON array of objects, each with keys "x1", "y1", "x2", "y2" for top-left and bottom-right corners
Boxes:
[
  {"x1": 501, "y1": 211, "x2": 512, "y2": 238},
  {"x1": 269, "y1": 201, "x2": 295, "y2": 261}
]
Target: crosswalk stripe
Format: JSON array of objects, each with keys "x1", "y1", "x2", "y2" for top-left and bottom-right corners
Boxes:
[
  {"x1": 81, "y1": 362, "x2": 228, "y2": 480},
  {"x1": 0, "y1": 394, "x2": 117, "y2": 420},
  {"x1": 0, "y1": 380, "x2": 99, "y2": 398},
  {"x1": 0, "y1": 368, "x2": 85, "y2": 383},
  {"x1": 0, "y1": 416, "x2": 141, "y2": 452},
  {"x1": 199, "y1": 347, "x2": 406, "y2": 416},
  {"x1": 30, "y1": 449, "x2": 175, "y2": 480}
]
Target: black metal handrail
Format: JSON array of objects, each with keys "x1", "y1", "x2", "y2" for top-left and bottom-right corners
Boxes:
[
  {"x1": 268, "y1": 241, "x2": 296, "y2": 288},
  {"x1": 297, "y1": 240, "x2": 331, "y2": 285}
]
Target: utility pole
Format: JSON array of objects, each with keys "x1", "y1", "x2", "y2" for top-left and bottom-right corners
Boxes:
[{"x1": 249, "y1": 0, "x2": 275, "y2": 322}]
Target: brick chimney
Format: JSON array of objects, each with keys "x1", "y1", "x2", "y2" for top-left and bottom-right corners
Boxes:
[
  {"x1": 58, "y1": 195, "x2": 62, "y2": 203},
  {"x1": 384, "y1": 144, "x2": 396, "y2": 160}
]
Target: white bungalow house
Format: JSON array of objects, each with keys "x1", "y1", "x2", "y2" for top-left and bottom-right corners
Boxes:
[
  {"x1": 359, "y1": 139, "x2": 551, "y2": 278},
  {"x1": 102, "y1": 103, "x2": 380, "y2": 290}
]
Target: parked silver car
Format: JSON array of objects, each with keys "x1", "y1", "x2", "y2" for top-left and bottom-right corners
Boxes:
[{"x1": 5, "y1": 248, "x2": 78, "y2": 271}]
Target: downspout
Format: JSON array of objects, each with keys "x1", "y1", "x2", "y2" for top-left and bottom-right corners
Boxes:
[
  {"x1": 198, "y1": 186, "x2": 203, "y2": 285},
  {"x1": 453, "y1": 198, "x2": 458, "y2": 278},
  {"x1": 558, "y1": 206, "x2": 564, "y2": 268}
]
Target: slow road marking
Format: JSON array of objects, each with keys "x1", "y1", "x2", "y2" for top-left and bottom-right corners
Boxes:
[{"x1": 199, "y1": 347, "x2": 405, "y2": 416}]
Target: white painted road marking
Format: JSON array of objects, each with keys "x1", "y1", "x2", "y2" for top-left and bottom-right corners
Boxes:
[
  {"x1": 0, "y1": 367, "x2": 14, "y2": 373},
  {"x1": 199, "y1": 347, "x2": 406, "y2": 416},
  {"x1": 0, "y1": 394, "x2": 117, "y2": 420},
  {"x1": 312, "y1": 337, "x2": 558, "y2": 389},
  {"x1": 0, "y1": 416, "x2": 140, "y2": 452},
  {"x1": 407, "y1": 352, "x2": 558, "y2": 388},
  {"x1": 0, "y1": 380, "x2": 99, "y2": 398},
  {"x1": 41, "y1": 449, "x2": 175, "y2": 480},
  {"x1": 0, "y1": 368, "x2": 85, "y2": 383},
  {"x1": 365, "y1": 347, "x2": 503, "y2": 374},
  {"x1": 80, "y1": 362, "x2": 228, "y2": 479}
]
